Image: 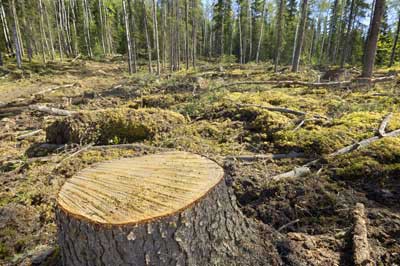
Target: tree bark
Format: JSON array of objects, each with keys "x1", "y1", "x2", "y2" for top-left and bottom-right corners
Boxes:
[
  {"x1": 122, "y1": 0, "x2": 134, "y2": 74},
  {"x1": 361, "y1": 0, "x2": 385, "y2": 78},
  {"x1": 274, "y1": 0, "x2": 285, "y2": 72},
  {"x1": 82, "y1": 0, "x2": 93, "y2": 58},
  {"x1": 238, "y1": 5, "x2": 243, "y2": 64},
  {"x1": 255, "y1": 0, "x2": 266, "y2": 63},
  {"x1": 0, "y1": 0, "x2": 13, "y2": 54},
  {"x1": 10, "y1": 0, "x2": 21, "y2": 68},
  {"x1": 340, "y1": 0, "x2": 356, "y2": 68},
  {"x1": 152, "y1": 0, "x2": 161, "y2": 75},
  {"x1": 389, "y1": 14, "x2": 400, "y2": 67},
  {"x1": 184, "y1": 0, "x2": 189, "y2": 69},
  {"x1": 44, "y1": 1, "x2": 56, "y2": 60},
  {"x1": 191, "y1": 0, "x2": 196, "y2": 68},
  {"x1": 98, "y1": 0, "x2": 107, "y2": 55},
  {"x1": 291, "y1": 0, "x2": 308, "y2": 72},
  {"x1": 56, "y1": 152, "x2": 280, "y2": 266},
  {"x1": 127, "y1": 0, "x2": 138, "y2": 72},
  {"x1": 143, "y1": 0, "x2": 153, "y2": 73}
]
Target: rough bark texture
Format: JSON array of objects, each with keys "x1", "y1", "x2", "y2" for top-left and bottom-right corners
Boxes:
[
  {"x1": 56, "y1": 153, "x2": 281, "y2": 265},
  {"x1": 361, "y1": 0, "x2": 385, "y2": 78},
  {"x1": 352, "y1": 203, "x2": 371, "y2": 265},
  {"x1": 291, "y1": 0, "x2": 308, "y2": 72}
]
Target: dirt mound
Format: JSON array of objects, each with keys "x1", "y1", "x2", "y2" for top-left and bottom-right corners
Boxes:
[{"x1": 46, "y1": 108, "x2": 186, "y2": 145}]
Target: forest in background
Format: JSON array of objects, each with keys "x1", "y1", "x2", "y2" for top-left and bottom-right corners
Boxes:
[{"x1": 0, "y1": 0, "x2": 399, "y2": 75}]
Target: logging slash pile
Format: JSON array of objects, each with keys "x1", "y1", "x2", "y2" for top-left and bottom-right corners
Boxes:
[{"x1": 0, "y1": 60, "x2": 400, "y2": 265}]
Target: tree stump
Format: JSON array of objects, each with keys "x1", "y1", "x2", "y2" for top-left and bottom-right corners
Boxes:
[{"x1": 56, "y1": 151, "x2": 280, "y2": 266}]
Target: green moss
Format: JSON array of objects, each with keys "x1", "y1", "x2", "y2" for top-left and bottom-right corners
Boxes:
[
  {"x1": 46, "y1": 108, "x2": 186, "y2": 145},
  {"x1": 274, "y1": 112, "x2": 393, "y2": 155},
  {"x1": 328, "y1": 137, "x2": 400, "y2": 182},
  {"x1": 249, "y1": 111, "x2": 292, "y2": 139},
  {"x1": 0, "y1": 243, "x2": 11, "y2": 259}
]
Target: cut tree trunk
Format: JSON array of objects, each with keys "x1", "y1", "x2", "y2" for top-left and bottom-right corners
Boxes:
[{"x1": 56, "y1": 151, "x2": 281, "y2": 265}]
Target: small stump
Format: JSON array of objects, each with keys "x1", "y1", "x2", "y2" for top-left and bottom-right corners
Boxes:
[{"x1": 56, "y1": 151, "x2": 278, "y2": 265}]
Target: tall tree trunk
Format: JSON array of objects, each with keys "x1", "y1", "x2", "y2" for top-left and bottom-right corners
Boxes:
[
  {"x1": 274, "y1": 0, "x2": 285, "y2": 72},
  {"x1": 20, "y1": 1, "x2": 32, "y2": 62},
  {"x1": 361, "y1": 0, "x2": 385, "y2": 78},
  {"x1": 152, "y1": 0, "x2": 161, "y2": 75},
  {"x1": 389, "y1": 14, "x2": 400, "y2": 67},
  {"x1": 340, "y1": 0, "x2": 356, "y2": 68},
  {"x1": 256, "y1": 0, "x2": 266, "y2": 63},
  {"x1": 38, "y1": 0, "x2": 48, "y2": 63},
  {"x1": 291, "y1": 0, "x2": 308, "y2": 72},
  {"x1": 220, "y1": 2, "x2": 225, "y2": 57},
  {"x1": 54, "y1": 0, "x2": 63, "y2": 61},
  {"x1": 162, "y1": 0, "x2": 167, "y2": 69},
  {"x1": 327, "y1": 0, "x2": 339, "y2": 63},
  {"x1": 70, "y1": 0, "x2": 79, "y2": 56},
  {"x1": 127, "y1": 0, "x2": 137, "y2": 72},
  {"x1": 247, "y1": 0, "x2": 252, "y2": 61},
  {"x1": 10, "y1": 0, "x2": 22, "y2": 66},
  {"x1": 0, "y1": 0, "x2": 12, "y2": 53},
  {"x1": 191, "y1": 0, "x2": 196, "y2": 68},
  {"x1": 143, "y1": 0, "x2": 153, "y2": 73},
  {"x1": 184, "y1": 0, "x2": 189, "y2": 69},
  {"x1": 44, "y1": 1, "x2": 56, "y2": 60},
  {"x1": 122, "y1": 0, "x2": 133, "y2": 74},
  {"x1": 82, "y1": 0, "x2": 93, "y2": 58},
  {"x1": 98, "y1": 0, "x2": 106, "y2": 55},
  {"x1": 238, "y1": 6, "x2": 243, "y2": 64}
]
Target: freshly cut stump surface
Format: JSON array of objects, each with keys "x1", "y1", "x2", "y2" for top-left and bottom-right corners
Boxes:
[
  {"x1": 56, "y1": 151, "x2": 281, "y2": 265},
  {"x1": 58, "y1": 151, "x2": 223, "y2": 225}
]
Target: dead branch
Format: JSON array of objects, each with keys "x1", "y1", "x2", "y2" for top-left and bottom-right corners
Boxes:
[
  {"x1": 352, "y1": 203, "x2": 371, "y2": 266},
  {"x1": 236, "y1": 103, "x2": 306, "y2": 116},
  {"x1": 225, "y1": 151, "x2": 305, "y2": 161},
  {"x1": 217, "y1": 75, "x2": 396, "y2": 90},
  {"x1": 33, "y1": 83, "x2": 78, "y2": 96},
  {"x1": 271, "y1": 127, "x2": 400, "y2": 181},
  {"x1": 378, "y1": 113, "x2": 392, "y2": 137},
  {"x1": 16, "y1": 129, "x2": 43, "y2": 140},
  {"x1": 71, "y1": 54, "x2": 81, "y2": 62},
  {"x1": 90, "y1": 143, "x2": 171, "y2": 152},
  {"x1": 29, "y1": 105, "x2": 77, "y2": 116},
  {"x1": 55, "y1": 143, "x2": 94, "y2": 168},
  {"x1": 271, "y1": 165, "x2": 313, "y2": 181},
  {"x1": 277, "y1": 219, "x2": 300, "y2": 232}
]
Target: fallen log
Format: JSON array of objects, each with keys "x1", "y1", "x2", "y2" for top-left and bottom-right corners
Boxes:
[
  {"x1": 55, "y1": 151, "x2": 281, "y2": 265},
  {"x1": 16, "y1": 129, "x2": 43, "y2": 140},
  {"x1": 29, "y1": 105, "x2": 76, "y2": 116},
  {"x1": 33, "y1": 83, "x2": 78, "y2": 96},
  {"x1": 225, "y1": 151, "x2": 305, "y2": 161},
  {"x1": 352, "y1": 203, "x2": 371, "y2": 266},
  {"x1": 217, "y1": 75, "x2": 396, "y2": 90},
  {"x1": 236, "y1": 103, "x2": 306, "y2": 116}
]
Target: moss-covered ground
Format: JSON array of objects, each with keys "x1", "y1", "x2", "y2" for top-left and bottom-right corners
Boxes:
[{"x1": 0, "y1": 58, "x2": 400, "y2": 265}]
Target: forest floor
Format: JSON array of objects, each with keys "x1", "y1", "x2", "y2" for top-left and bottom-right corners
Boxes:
[{"x1": 0, "y1": 57, "x2": 400, "y2": 265}]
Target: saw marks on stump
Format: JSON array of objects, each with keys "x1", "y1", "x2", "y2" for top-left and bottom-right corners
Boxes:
[{"x1": 57, "y1": 151, "x2": 224, "y2": 225}]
